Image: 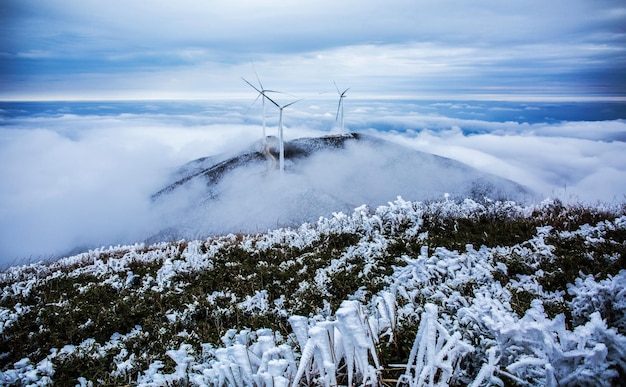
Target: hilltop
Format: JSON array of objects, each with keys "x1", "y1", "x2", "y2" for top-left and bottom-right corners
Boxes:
[
  {"x1": 1, "y1": 197, "x2": 625, "y2": 386},
  {"x1": 147, "y1": 133, "x2": 533, "y2": 243},
  {"x1": 154, "y1": 133, "x2": 530, "y2": 202}
]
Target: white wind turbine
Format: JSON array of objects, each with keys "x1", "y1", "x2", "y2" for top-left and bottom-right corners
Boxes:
[
  {"x1": 242, "y1": 78, "x2": 301, "y2": 173},
  {"x1": 242, "y1": 66, "x2": 280, "y2": 145},
  {"x1": 334, "y1": 81, "x2": 350, "y2": 134}
]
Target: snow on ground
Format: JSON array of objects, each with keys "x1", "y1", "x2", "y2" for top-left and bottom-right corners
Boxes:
[{"x1": 0, "y1": 198, "x2": 625, "y2": 386}]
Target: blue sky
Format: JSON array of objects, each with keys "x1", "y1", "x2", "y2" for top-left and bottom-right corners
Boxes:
[{"x1": 2, "y1": 0, "x2": 625, "y2": 101}]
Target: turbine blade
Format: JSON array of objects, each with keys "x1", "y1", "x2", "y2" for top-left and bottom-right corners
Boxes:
[
  {"x1": 334, "y1": 81, "x2": 341, "y2": 95},
  {"x1": 244, "y1": 77, "x2": 279, "y2": 107},
  {"x1": 342, "y1": 87, "x2": 350, "y2": 96},
  {"x1": 265, "y1": 90, "x2": 298, "y2": 98},
  {"x1": 242, "y1": 77, "x2": 262, "y2": 94},
  {"x1": 282, "y1": 98, "x2": 303, "y2": 108},
  {"x1": 262, "y1": 92, "x2": 280, "y2": 108},
  {"x1": 336, "y1": 98, "x2": 342, "y2": 121},
  {"x1": 251, "y1": 61, "x2": 264, "y2": 89},
  {"x1": 245, "y1": 93, "x2": 262, "y2": 114}
]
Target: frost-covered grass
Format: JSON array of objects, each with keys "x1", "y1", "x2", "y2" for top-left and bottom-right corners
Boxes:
[{"x1": 1, "y1": 197, "x2": 625, "y2": 386}]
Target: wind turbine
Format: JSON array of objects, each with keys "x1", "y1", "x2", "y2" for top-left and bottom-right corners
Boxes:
[
  {"x1": 334, "y1": 82, "x2": 350, "y2": 134},
  {"x1": 243, "y1": 65, "x2": 280, "y2": 144},
  {"x1": 242, "y1": 78, "x2": 301, "y2": 172}
]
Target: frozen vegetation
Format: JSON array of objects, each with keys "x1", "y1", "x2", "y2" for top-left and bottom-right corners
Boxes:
[{"x1": 1, "y1": 197, "x2": 625, "y2": 386}]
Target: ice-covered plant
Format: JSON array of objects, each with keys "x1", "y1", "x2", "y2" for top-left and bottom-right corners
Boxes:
[
  {"x1": 398, "y1": 303, "x2": 473, "y2": 387},
  {"x1": 335, "y1": 300, "x2": 381, "y2": 386},
  {"x1": 192, "y1": 328, "x2": 296, "y2": 387},
  {"x1": 291, "y1": 300, "x2": 382, "y2": 386},
  {"x1": 463, "y1": 299, "x2": 626, "y2": 386},
  {"x1": 292, "y1": 321, "x2": 337, "y2": 386},
  {"x1": 568, "y1": 270, "x2": 626, "y2": 333}
]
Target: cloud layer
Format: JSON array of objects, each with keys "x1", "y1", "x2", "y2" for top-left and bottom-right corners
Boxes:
[{"x1": 1, "y1": 100, "x2": 625, "y2": 265}]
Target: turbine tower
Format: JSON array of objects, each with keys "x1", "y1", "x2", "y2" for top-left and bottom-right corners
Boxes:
[
  {"x1": 275, "y1": 98, "x2": 301, "y2": 173},
  {"x1": 242, "y1": 78, "x2": 301, "y2": 172},
  {"x1": 242, "y1": 65, "x2": 280, "y2": 144},
  {"x1": 334, "y1": 81, "x2": 350, "y2": 134}
]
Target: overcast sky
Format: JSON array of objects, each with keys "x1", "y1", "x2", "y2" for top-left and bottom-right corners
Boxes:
[{"x1": 2, "y1": 0, "x2": 625, "y2": 100}]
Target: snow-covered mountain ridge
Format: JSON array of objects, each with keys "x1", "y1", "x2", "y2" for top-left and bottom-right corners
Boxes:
[
  {"x1": 147, "y1": 133, "x2": 533, "y2": 243},
  {"x1": 1, "y1": 197, "x2": 625, "y2": 386}
]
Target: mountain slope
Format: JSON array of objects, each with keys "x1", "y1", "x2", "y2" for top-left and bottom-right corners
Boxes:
[
  {"x1": 150, "y1": 133, "x2": 533, "y2": 240},
  {"x1": 1, "y1": 198, "x2": 624, "y2": 386}
]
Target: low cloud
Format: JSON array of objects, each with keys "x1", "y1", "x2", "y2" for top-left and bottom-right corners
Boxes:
[
  {"x1": 1, "y1": 105, "x2": 625, "y2": 266},
  {"x1": 370, "y1": 124, "x2": 626, "y2": 202},
  {"x1": 0, "y1": 116, "x2": 261, "y2": 263}
]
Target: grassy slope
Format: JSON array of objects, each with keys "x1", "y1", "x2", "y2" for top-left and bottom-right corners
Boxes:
[{"x1": 0, "y1": 198, "x2": 625, "y2": 385}]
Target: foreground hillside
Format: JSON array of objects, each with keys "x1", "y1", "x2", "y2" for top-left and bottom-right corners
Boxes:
[{"x1": 1, "y1": 197, "x2": 625, "y2": 386}]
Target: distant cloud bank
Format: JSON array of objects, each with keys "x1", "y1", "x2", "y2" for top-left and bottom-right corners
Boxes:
[{"x1": 0, "y1": 99, "x2": 625, "y2": 265}]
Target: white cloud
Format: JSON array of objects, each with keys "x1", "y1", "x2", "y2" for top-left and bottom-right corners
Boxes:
[
  {"x1": 0, "y1": 116, "x2": 261, "y2": 262},
  {"x1": 1, "y1": 104, "x2": 625, "y2": 266},
  {"x1": 372, "y1": 124, "x2": 626, "y2": 202}
]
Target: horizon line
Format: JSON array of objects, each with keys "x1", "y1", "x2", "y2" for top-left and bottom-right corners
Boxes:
[{"x1": 2, "y1": 93, "x2": 626, "y2": 103}]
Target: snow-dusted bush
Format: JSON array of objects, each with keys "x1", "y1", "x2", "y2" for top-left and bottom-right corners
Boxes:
[
  {"x1": 399, "y1": 303, "x2": 473, "y2": 387},
  {"x1": 291, "y1": 300, "x2": 381, "y2": 386},
  {"x1": 568, "y1": 270, "x2": 626, "y2": 333},
  {"x1": 187, "y1": 329, "x2": 296, "y2": 387}
]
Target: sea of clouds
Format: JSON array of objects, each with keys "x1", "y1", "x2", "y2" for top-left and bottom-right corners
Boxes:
[{"x1": 1, "y1": 100, "x2": 625, "y2": 265}]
